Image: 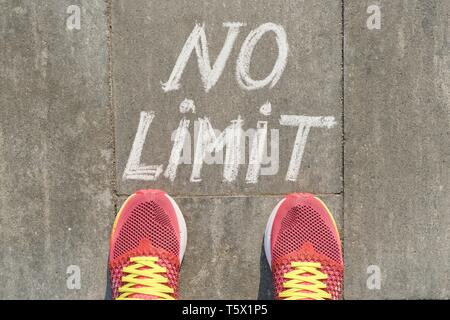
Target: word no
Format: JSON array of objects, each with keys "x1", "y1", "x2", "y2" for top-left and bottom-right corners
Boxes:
[{"x1": 162, "y1": 22, "x2": 288, "y2": 92}]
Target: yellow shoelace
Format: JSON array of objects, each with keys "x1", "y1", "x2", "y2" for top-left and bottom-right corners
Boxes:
[
  {"x1": 280, "y1": 261, "x2": 331, "y2": 300},
  {"x1": 117, "y1": 256, "x2": 175, "y2": 300}
]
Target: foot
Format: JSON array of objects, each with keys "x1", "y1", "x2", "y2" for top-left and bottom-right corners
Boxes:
[
  {"x1": 109, "y1": 189, "x2": 187, "y2": 300},
  {"x1": 264, "y1": 193, "x2": 343, "y2": 300}
]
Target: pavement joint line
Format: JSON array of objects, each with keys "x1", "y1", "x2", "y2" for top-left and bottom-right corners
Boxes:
[
  {"x1": 106, "y1": 0, "x2": 118, "y2": 215},
  {"x1": 340, "y1": 0, "x2": 346, "y2": 299},
  {"x1": 114, "y1": 193, "x2": 344, "y2": 199}
]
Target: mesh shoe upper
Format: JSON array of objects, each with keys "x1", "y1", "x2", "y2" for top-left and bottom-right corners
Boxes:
[
  {"x1": 266, "y1": 193, "x2": 343, "y2": 300},
  {"x1": 108, "y1": 190, "x2": 185, "y2": 300}
]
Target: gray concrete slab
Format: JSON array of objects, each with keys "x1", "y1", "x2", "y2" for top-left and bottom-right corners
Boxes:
[
  {"x1": 116, "y1": 194, "x2": 342, "y2": 299},
  {"x1": 2, "y1": 0, "x2": 449, "y2": 300},
  {"x1": 0, "y1": 1, "x2": 113, "y2": 299},
  {"x1": 344, "y1": 0, "x2": 450, "y2": 299},
  {"x1": 112, "y1": 0, "x2": 343, "y2": 196}
]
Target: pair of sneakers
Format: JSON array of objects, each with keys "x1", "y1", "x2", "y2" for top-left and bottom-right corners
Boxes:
[{"x1": 108, "y1": 190, "x2": 343, "y2": 300}]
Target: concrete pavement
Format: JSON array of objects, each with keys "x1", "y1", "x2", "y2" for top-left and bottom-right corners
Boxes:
[
  {"x1": 0, "y1": 0, "x2": 113, "y2": 298},
  {"x1": 0, "y1": 0, "x2": 449, "y2": 299}
]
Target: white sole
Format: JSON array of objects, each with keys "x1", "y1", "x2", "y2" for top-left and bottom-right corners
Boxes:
[
  {"x1": 263, "y1": 197, "x2": 286, "y2": 269},
  {"x1": 165, "y1": 194, "x2": 187, "y2": 263}
]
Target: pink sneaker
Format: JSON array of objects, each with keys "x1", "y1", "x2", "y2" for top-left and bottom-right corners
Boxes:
[
  {"x1": 264, "y1": 193, "x2": 343, "y2": 300},
  {"x1": 109, "y1": 189, "x2": 187, "y2": 300}
]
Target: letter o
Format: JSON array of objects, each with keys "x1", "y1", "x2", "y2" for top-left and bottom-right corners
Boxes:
[{"x1": 236, "y1": 23, "x2": 289, "y2": 90}]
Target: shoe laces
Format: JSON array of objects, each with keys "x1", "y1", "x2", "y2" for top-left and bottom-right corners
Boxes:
[
  {"x1": 279, "y1": 261, "x2": 331, "y2": 300},
  {"x1": 117, "y1": 256, "x2": 175, "y2": 300}
]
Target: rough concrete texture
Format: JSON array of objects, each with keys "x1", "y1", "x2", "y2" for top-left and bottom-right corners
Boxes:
[
  {"x1": 0, "y1": 1, "x2": 113, "y2": 298},
  {"x1": 344, "y1": 0, "x2": 450, "y2": 299},
  {"x1": 112, "y1": 0, "x2": 343, "y2": 196},
  {"x1": 1, "y1": 0, "x2": 449, "y2": 300}
]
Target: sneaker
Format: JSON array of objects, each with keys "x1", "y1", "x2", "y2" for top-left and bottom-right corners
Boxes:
[
  {"x1": 264, "y1": 193, "x2": 343, "y2": 300},
  {"x1": 108, "y1": 189, "x2": 187, "y2": 300}
]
